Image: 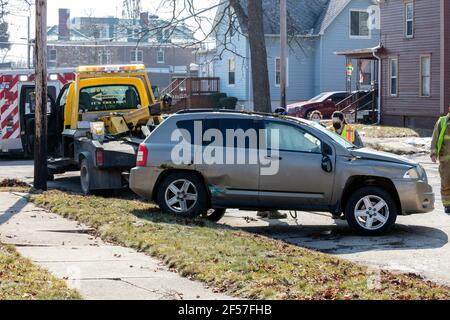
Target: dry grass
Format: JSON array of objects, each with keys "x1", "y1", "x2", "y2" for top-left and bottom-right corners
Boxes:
[
  {"x1": 354, "y1": 124, "x2": 432, "y2": 139},
  {"x1": 0, "y1": 244, "x2": 81, "y2": 300},
  {"x1": 28, "y1": 190, "x2": 450, "y2": 300}
]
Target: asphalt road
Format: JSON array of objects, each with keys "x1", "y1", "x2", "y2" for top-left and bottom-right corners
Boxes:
[{"x1": 1, "y1": 154, "x2": 449, "y2": 286}]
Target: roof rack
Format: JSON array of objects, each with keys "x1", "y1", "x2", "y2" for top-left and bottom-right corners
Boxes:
[{"x1": 175, "y1": 108, "x2": 282, "y2": 118}]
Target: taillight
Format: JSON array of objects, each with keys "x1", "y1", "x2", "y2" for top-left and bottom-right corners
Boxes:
[
  {"x1": 136, "y1": 143, "x2": 148, "y2": 167},
  {"x1": 96, "y1": 150, "x2": 104, "y2": 167}
]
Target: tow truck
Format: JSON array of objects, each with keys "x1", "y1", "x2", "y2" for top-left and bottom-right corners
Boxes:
[{"x1": 46, "y1": 64, "x2": 172, "y2": 194}]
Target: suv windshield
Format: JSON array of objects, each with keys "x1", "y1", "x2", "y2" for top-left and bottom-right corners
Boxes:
[{"x1": 309, "y1": 93, "x2": 329, "y2": 102}]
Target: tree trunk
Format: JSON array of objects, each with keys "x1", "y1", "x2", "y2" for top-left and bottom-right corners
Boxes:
[
  {"x1": 34, "y1": 0, "x2": 48, "y2": 191},
  {"x1": 247, "y1": 0, "x2": 271, "y2": 113}
]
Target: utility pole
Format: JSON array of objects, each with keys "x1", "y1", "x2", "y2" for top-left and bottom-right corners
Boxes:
[
  {"x1": 280, "y1": 0, "x2": 287, "y2": 110},
  {"x1": 34, "y1": 0, "x2": 48, "y2": 191},
  {"x1": 27, "y1": 16, "x2": 31, "y2": 69}
]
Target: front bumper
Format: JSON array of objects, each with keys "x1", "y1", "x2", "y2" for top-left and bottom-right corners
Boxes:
[
  {"x1": 129, "y1": 166, "x2": 162, "y2": 200},
  {"x1": 393, "y1": 179, "x2": 435, "y2": 215}
]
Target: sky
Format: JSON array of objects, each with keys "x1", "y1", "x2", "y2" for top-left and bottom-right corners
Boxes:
[{"x1": 3, "y1": 0, "x2": 218, "y2": 65}]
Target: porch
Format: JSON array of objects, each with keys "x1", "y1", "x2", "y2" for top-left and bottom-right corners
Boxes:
[
  {"x1": 335, "y1": 46, "x2": 384, "y2": 124},
  {"x1": 159, "y1": 77, "x2": 220, "y2": 112}
]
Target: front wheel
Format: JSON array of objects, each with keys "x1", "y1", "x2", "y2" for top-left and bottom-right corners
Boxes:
[
  {"x1": 157, "y1": 172, "x2": 208, "y2": 218},
  {"x1": 345, "y1": 186, "x2": 397, "y2": 236}
]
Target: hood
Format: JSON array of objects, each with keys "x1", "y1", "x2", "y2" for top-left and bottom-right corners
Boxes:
[
  {"x1": 287, "y1": 101, "x2": 317, "y2": 111},
  {"x1": 350, "y1": 148, "x2": 417, "y2": 166}
]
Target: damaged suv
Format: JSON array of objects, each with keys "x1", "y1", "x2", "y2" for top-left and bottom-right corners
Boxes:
[{"x1": 130, "y1": 110, "x2": 434, "y2": 236}]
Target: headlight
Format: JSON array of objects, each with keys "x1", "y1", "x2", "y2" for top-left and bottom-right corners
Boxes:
[
  {"x1": 295, "y1": 106, "x2": 304, "y2": 112},
  {"x1": 403, "y1": 167, "x2": 419, "y2": 180},
  {"x1": 403, "y1": 165, "x2": 427, "y2": 181}
]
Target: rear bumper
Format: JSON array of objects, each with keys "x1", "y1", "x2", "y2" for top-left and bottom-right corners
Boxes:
[
  {"x1": 129, "y1": 166, "x2": 161, "y2": 200},
  {"x1": 393, "y1": 179, "x2": 435, "y2": 215}
]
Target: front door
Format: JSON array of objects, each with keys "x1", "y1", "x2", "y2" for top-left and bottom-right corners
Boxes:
[
  {"x1": 258, "y1": 120, "x2": 335, "y2": 211},
  {"x1": 19, "y1": 85, "x2": 57, "y2": 157}
]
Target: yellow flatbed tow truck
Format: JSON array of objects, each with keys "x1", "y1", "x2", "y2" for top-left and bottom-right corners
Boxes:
[{"x1": 47, "y1": 64, "x2": 172, "y2": 194}]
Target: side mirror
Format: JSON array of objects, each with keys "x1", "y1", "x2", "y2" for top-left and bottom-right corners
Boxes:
[{"x1": 321, "y1": 155, "x2": 333, "y2": 173}]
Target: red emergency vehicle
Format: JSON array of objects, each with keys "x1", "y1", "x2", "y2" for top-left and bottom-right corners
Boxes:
[{"x1": 0, "y1": 69, "x2": 74, "y2": 156}]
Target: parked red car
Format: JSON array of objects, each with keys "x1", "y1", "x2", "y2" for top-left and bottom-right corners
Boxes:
[{"x1": 287, "y1": 91, "x2": 350, "y2": 119}]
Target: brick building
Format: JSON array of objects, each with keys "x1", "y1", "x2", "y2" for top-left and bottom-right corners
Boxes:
[{"x1": 44, "y1": 9, "x2": 198, "y2": 90}]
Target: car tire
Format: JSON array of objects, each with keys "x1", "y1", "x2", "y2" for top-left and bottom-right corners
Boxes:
[
  {"x1": 157, "y1": 172, "x2": 208, "y2": 218},
  {"x1": 345, "y1": 186, "x2": 397, "y2": 236},
  {"x1": 80, "y1": 158, "x2": 92, "y2": 195},
  {"x1": 202, "y1": 208, "x2": 226, "y2": 222}
]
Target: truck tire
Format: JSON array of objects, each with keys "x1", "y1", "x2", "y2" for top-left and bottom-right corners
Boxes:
[
  {"x1": 80, "y1": 158, "x2": 92, "y2": 195},
  {"x1": 157, "y1": 172, "x2": 208, "y2": 218},
  {"x1": 345, "y1": 186, "x2": 397, "y2": 236},
  {"x1": 202, "y1": 209, "x2": 226, "y2": 222}
]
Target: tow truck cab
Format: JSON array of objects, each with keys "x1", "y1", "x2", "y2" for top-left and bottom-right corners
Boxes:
[{"x1": 48, "y1": 64, "x2": 157, "y2": 194}]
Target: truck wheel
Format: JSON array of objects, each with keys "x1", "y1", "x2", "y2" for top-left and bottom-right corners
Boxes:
[
  {"x1": 345, "y1": 186, "x2": 397, "y2": 236},
  {"x1": 202, "y1": 209, "x2": 226, "y2": 222},
  {"x1": 80, "y1": 158, "x2": 92, "y2": 195},
  {"x1": 157, "y1": 172, "x2": 208, "y2": 218}
]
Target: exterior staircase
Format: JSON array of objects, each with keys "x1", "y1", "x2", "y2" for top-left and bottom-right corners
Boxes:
[{"x1": 336, "y1": 89, "x2": 378, "y2": 124}]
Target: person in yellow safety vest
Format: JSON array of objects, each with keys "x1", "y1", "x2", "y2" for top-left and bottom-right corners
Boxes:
[
  {"x1": 431, "y1": 107, "x2": 450, "y2": 214},
  {"x1": 328, "y1": 111, "x2": 364, "y2": 148}
]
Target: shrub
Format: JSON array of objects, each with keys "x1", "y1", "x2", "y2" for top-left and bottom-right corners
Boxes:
[
  {"x1": 209, "y1": 92, "x2": 227, "y2": 108},
  {"x1": 219, "y1": 97, "x2": 238, "y2": 110}
]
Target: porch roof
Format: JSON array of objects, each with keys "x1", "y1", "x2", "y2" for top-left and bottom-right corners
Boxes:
[{"x1": 334, "y1": 46, "x2": 384, "y2": 60}]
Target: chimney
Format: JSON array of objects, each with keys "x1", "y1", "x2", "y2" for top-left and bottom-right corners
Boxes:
[
  {"x1": 140, "y1": 12, "x2": 149, "y2": 26},
  {"x1": 58, "y1": 8, "x2": 70, "y2": 41}
]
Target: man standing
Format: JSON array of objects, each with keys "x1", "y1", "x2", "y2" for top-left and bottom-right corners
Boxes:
[
  {"x1": 431, "y1": 108, "x2": 450, "y2": 214},
  {"x1": 328, "y1": 111, "x2": 364, "y2": 147}
]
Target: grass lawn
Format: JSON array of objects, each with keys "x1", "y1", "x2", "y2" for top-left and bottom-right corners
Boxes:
[
  {"x1": 0, "y1": 244, "x2": 81, "y2": 300},
  {"x1": 25, "y1": 189, "x2": 450, "y2": 300}
]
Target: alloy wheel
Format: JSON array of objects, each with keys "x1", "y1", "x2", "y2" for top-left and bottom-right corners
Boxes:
[
  {"x1": 164, "y1": 179, "x2": 198, "y2": 213},
  {"x1": 354, "y1": 195, "x2": 390, "y2": 231}
]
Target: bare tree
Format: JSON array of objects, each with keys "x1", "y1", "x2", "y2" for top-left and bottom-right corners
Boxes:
[{"x1": 143, "y1": 0, "x2": 272, "y2": 112}]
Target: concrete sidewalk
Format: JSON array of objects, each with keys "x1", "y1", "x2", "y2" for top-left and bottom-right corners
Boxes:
[{"x1": 0, "y1": 192, "x2": 232, "y2": 300}]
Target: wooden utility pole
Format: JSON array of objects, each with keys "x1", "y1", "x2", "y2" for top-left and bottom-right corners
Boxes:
[
  {"x1": 280, "y1": 0, "x2": 287, "y2": 110},
  {"x1": 34, "y1": 0, "x2": 48, "y2": 191}
]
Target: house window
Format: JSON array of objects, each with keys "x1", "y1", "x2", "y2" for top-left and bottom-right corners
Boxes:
[
  {"x1": 405, "y1": 2, "x2": 414, "y2": 38},
  {"x1": 157, "y1": 49, "x2": 164, "y2": 64},
  {"x1": 228, "y1": 58, "x2": 236, "y2": 86},
  {"x1": 130, "y1": 49, "x2": 143, "y2": 63},
  {"x1": 98, "y1": 50, "x2": 111, "y2": 65},
  {"x1": 275, "y1": 57, "x2": 289, "y2": 87},
  {"x1": 350, "y1": 10, "x2": 370, "y2": 38},
  {"x1": 389, "y1": 58, "x2": 398, "y2": 96},
  {"x1": 420, "y1": 55, "x2": 431, "y2": 97},
  {"x1": 48, "y1": 49, "x2": 57, "y2": 62}
]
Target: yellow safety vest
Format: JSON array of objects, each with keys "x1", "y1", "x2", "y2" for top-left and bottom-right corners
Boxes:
[
  {"x1": 342, "y1": 125, "x2": 356, "y2": 144},
  {"x1": 329, "y1": 124, "x2": 356, "y2": 143},
  {"x1": 437, "y1": 116, "x2": 449, "y2": 155}
]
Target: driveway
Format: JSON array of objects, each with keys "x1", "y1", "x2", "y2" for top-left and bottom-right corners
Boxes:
[{"x1": 1, "y1": 154, "x2": 449, "y2": 286}]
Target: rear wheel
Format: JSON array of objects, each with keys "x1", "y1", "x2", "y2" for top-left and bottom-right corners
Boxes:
[
  {"x1": 345, "y1": 186, "x2": 397, "y2": 236},
  {"x1": 80, "y1": 158, "x2": 92, "y2": 195},
  {"x1": 202, "y1": 208, "x2": 226, "y2": 222},
  {"x1": 157, "y1": 172, "x2": 208, "y2": 218}
]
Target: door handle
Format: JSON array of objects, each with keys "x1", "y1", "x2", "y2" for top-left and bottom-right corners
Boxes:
[{"x1": 264, "y1": 156, "x2": 282, "y2": 160}]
